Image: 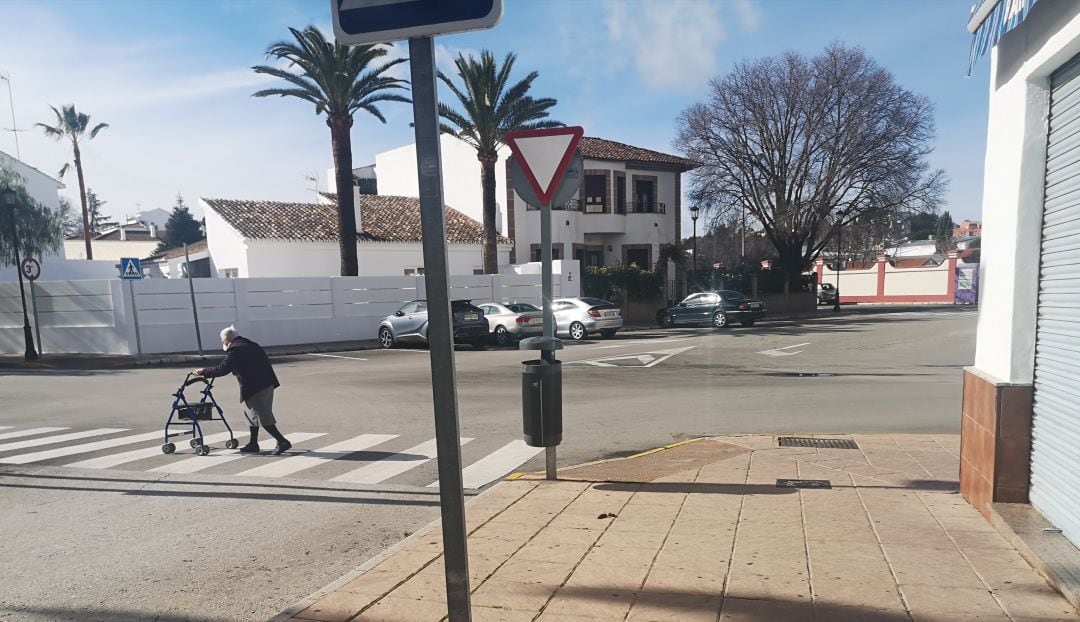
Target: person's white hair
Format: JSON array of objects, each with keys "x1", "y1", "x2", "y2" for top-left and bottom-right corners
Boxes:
[{"x1": 220, "y1": 325, "x2": 239, "y2": 344}]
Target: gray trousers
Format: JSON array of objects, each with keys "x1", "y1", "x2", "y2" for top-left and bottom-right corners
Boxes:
[{"x1": 243, "y1": 386, "x2": 277, "y2": 427}]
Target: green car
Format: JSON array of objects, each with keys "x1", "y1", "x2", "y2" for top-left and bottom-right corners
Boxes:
[{"x1": 656, "y1": 290, "x2": 766, "y2": 328}]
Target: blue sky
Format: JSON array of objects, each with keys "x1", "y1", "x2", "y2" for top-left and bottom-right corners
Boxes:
[{"x1": 0, "y1": 0, "x2": 988, "y2": 228}]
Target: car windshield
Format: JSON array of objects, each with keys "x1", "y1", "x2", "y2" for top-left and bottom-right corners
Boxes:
[{"x1": 506, "y1": 303, "x2": 540, "y2": 313}]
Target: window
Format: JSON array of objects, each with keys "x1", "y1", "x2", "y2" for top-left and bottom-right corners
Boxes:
[
  {"x1": 473, "y1": 268, "x2": 484, "y2": 275},
  {"x1": 221, "y1": 268, "x2": 238, "y2": 278},
  {"x1": 404, "y1": 267, "x2": 426, "y2": 276},
  {"x1": 399, "y1": 302, "x2": 419, "y2": 315},
  {"x1": 584, "y1": 174, "x2": 607, "y2": 213}
]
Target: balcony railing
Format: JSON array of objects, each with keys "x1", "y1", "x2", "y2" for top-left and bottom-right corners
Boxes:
[
  {"x1": 631, "y1": 200, "x2": 666, "y2": 214},
  {"x1": 526, "y1": 199, "x2": 582, "y2": 211}
]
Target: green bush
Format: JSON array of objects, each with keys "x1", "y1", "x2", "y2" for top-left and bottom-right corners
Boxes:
[{"x1": 583, "y1": 263, "x2": 662, "y2": 302}]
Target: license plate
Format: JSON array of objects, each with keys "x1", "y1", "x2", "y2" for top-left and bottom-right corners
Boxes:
[
  {"x1": 751, "y1": 303, "x2": 762, "y2": 309},
  {"x1": 602, "y1": 310, "x2": 618, "y2": 318},
  {"x1": 465, "y1": 313, "x2": 478, "y2": 321},
  {"x1": 528, "y1": 317, "x2": 542, "y2": 325}
]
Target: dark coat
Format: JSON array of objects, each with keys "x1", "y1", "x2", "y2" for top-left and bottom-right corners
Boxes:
[{"x1": 201, "y1": 336, "x2": 279, "y2": 402}]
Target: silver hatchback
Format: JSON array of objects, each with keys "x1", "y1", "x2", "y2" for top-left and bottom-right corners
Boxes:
[{"x1": 553, "y1": 297, "x2": 623, "y2": 340}]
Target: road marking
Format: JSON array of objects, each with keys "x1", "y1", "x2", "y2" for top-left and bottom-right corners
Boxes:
[
  {"x1": 235, "y1": 434, "x2": 398, "y2": 478},
  {"x1": 0, "y1": 431, "x2": 163, "y2": 465},
  {"x1": 309, "y1": 353, "x2": 368, "y2": 361},
  {"x1": 592, "y1": 337, "x2": 691, "y2": 350},
  {"x1": 148, "y1": 432, "x2": 326, "y2": 475},
  {"x1": 67, "y1": 431, "x2": 245, "y2": 469},
  {"x1": 0, "y1": 426, "x2": 12, "y2": 430},
  {"x1": 758, "y1": 342, "x2": 811, "y2": 357},
  {"x1": 0, "y1": 427, "x2": 69, "y2": 441},
  {"x1": 330, "y1": 437, "x2": 473, "y2": 484},
  {"x1": 567, "y1": 346, "x2": 697, "y2": 368},
  {"x1": 0, "y1": 428, "x2": 128, "y2": 453},
  {"x1": 429, "y1": 440, "x2": 543, "y2": 490}
]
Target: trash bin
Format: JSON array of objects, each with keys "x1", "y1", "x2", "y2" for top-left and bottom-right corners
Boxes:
[{"x1": 522, "y1": 359, "x2": 562, "y2": 447}]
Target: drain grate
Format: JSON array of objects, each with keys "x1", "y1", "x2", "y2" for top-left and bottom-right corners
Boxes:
[
  {"x1": 777, "y1": 479, "x2": 832, "y2": 489},
  {"x1": 778, "y1": 436, "x2": 859, "y2": 449}
]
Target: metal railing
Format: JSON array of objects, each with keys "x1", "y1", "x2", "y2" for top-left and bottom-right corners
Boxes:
[
  {"x1": 525, "y1": 199, "x2": 582, "y2": 211},
  {"x1": 631, "y1": 200, "x2": 666, "y2": 214}
]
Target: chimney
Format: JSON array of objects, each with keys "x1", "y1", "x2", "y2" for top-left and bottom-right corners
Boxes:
[
  {"x1": 149, "y1": 223, "x2": 157, "y2": 238},
  {"x1": 353, "y1": 185, "x2": 363, "y2": 234},
  {"x1": 119, "y1": 227, "x2": 127, "y2": 241}
]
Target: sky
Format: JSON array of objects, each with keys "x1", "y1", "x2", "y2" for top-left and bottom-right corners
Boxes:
[{"x1": 0, "y1": 0, "x2": 989, "y2": 231}]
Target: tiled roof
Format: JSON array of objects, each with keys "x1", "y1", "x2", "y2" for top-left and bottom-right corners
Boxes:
[
  {"x1": 203, "y1": 195, "x2": 509, "y2": 245},
  {"x1": 94, "y1": 228, "x2": 161, "y2": 241},
  {"x1": 579, "y1": 137, "x2": 698, "y2": 171},
  {"x1": 146, "y1": 239, "x2": 207, "y2": 261}
]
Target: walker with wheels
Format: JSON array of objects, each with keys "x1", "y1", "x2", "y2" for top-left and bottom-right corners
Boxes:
[{"x1": 161, "y1": 373, "x2": 238, "y2": 456}]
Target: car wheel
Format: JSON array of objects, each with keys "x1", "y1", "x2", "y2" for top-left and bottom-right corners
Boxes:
[
  {"x1": 601, "y1": 329, "x2": 617, "y2": 338},
  {"x1": 569, "y1": 321, "x2": 586, "y2": 341},
  {"x1": 378, "y1": 326, "x2": 395, "y2": 349},
  {"x1": 494, "y1": 325, "x2": 511, "y2": 347},
  {"x1": 712, "y1": 311, "x2": 729, "y2": 328},
  {"x1": 664, "y1": 314, "x2": 675, "y2": 328},
  {"x1": 740, "y1": 320, "x2": 756, "y2": 327}
]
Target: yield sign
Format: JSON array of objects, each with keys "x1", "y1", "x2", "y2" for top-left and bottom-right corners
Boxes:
[
  {"x1": 569, "y1": 346, "x2": 696, "y2": 368},
  {"x1": 504, "y1": 126, "x2": 584, "y2": 205}
]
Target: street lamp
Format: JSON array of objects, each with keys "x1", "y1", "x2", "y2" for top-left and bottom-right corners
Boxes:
[
  {"x1": 690, "y1": 205, "x2": 699, "y2": 289},
  {"x1": 2, "y1": 185, "x2": 37, "y2": 360}
]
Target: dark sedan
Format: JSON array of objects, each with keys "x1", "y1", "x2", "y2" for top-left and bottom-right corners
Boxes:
[{"x1": 655, "y1": 290, "x2": 766, "y2": 328}]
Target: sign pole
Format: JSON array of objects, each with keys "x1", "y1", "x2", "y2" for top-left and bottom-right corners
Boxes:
[
  {"x1": 128, "y1": 279, "x2": 142, "y2": 356},
  {"x1": 28, "y1": 278, "x2": 42, "y2": 356},
  {"x1": 184, "y1": 243, "x2": 204, "y2": 356},
  {"x1": 540, "y1": 199, "x2": 557, "y2": 480},
  {"x1": 408, "y1": 35, "x2": 472, "y2": 622}
]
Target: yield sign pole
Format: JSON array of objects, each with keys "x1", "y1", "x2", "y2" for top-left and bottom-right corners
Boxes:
[{"x1": 409, "y1": 36, "x2": 472, "y2": 621}]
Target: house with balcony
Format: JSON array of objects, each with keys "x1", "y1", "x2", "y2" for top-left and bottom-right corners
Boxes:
[
  {"x1": 371, "y1": 135, "x2": 698, "y2": 271},
  {"x1": 510, "y1": 137, "x2": 697, "y2": 269}
]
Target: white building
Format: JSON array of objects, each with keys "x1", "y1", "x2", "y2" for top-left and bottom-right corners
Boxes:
[
  {"x1": 63, "y1": 220, "x2": 164, "y2": 261},
  {"x1": 0, "y1": 150, "x2": 65, "y2": 217},
  {"x1": 201, "y1": 192, "x2": 510, "y2": 278},
  {"x1": 962, "y1": 0, "x2": 1080, "y2": 558},
  {"x1": 373, "y1": 135, "x2": 698, "y2": 269}
]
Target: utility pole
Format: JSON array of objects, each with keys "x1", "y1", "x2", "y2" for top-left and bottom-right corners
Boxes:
[
  {"x1": 2, "y1": 185, "x2": 38, "y2": 360},
  {"x1": 0, "y1": 73, "x2": 23, "y2": 159}
]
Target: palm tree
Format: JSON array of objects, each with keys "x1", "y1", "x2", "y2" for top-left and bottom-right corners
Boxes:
[
  {"x1": 37, "y1": 105, "x2": 108, "y2": 260},
  {"x1": 439, "y1": 51, "x2": 561, "y2": 274},
  {"x1": 253, "y1": 26, "x2": 409, "y2": 276}
]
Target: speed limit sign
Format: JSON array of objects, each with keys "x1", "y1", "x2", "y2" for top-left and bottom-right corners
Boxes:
[{"x1": 20, "y1": 257, "x2": 41, "y2": 281}]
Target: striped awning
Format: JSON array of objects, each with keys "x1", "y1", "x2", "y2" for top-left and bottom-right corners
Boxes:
[{"x1": 967, "y1": 0, "x2": 1040, "y2": 75}]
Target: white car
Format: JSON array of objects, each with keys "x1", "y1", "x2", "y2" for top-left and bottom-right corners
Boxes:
[
  {"x1": 477, "y1": 302, "x2": 544, "y2": 346},
  {"x1": 552, "y1": 297, "x2": 623, "y2": 341}
]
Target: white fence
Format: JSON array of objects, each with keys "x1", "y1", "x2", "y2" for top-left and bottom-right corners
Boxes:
[{"x1": 0, "y1": 273, "x2": 578, "y2": 355}]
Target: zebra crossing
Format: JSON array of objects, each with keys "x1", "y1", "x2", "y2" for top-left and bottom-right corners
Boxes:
[{"x1": 0, "y1": 425, "x2": 543, "y2": 490}]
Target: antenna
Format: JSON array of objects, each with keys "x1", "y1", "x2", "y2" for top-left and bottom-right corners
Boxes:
[
  {"x1": 0, "y1": 71, "x2": 26, "y2": 159},
  {"x1": 304, "y1": 171, "x2": 320, "y2": 203}
]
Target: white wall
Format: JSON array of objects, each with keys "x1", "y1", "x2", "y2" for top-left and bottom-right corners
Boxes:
[
  {"x1": 884, "y1": 264, "x2": 950, "y2": 296},
  {"x1": 0, "y1": 256, "x2": 119, "y2": 283},
  {"x1": 819, "y1": 264, "x2": 879, "y2": 297},
  {"x1": 202, "y1": 200, "x2": 250, "y2": 278},
  {"x1": 375, "y1": 136, "x2": 511, "y2": 236},
  {"x1": 974, "y1": 0, "x2": 1080, "y2": 384},
  {"x1": 0, "y1": 273, "x2": 568, "y2": 355},
  {"x1": 1, "y1": 150, "x2": 67, "y2": 259},
  {"x1": 63, "y1": 239, "x2": 160, "y2": 261},
  {"x1": 242, "y1": 239, "x2": 510, "y2": 278}
]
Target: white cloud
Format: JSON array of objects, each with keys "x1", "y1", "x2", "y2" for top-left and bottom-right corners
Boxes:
[{"x1": 601, "y1": 0, "x2": 749, "y2": 90}]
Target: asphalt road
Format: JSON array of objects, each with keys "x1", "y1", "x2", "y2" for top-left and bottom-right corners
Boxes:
[{"x1": 0, "y1": 306, "x2": 976, "y2": 621}]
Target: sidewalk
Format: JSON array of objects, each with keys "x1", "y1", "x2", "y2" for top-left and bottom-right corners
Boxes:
[{"x1": 279, "y1": 434, "x2": 1078, "y2": 622}]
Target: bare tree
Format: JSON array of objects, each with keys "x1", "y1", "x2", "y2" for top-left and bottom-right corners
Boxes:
[{"x1": 676, "y1": 43, "x2": 946, "y2": 284}]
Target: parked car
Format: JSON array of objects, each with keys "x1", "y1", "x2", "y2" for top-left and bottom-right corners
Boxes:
[
  {"x1": 817, "y1": 282, "x2": 839, "y2": 305},
  {"x1": 476, "y1": 302, "x2": 544, "y2": 346},
  {"x1": 553, "y1": 297, "x2": 623, "y2": 341},
  {"x1": 377, "y1": 299, "x2": 488, "y2": 350},
  {"x1": 655, "y1": 290, "x2": 766, "y2": 328}
]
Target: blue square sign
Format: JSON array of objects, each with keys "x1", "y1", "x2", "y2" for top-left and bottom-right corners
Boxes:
[
  {"x1": 120, "y1": 257, "x2": 143, "y2": 280},
  {"x1": 332, "y1": 0, "x2": 501, "y2": 45}
]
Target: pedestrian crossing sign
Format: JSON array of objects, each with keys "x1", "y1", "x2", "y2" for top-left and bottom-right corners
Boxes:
[{"x1": 120, "y1": 257, "x2": 143, "y2": 280}]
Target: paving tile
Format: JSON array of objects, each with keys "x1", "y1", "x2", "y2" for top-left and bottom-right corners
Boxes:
[
  {"x1": 654, "y1": 541, "x2": 732, "y2": 571},
  {"x1": 627, "y1": 592, "x2": 724, "y2": 622},
  {"x1": 718, "y1": 597, "x2": 813, "y2": 621},
  {"x1": 547, "y1": 511, "x2": 618, "y2": 531},
  {"x1": 567, "y1": 557, "x2": 651, "y2": 592},
  {"x1": 584, "y1": 543, "x2": 660, "y2": 569},
  {"x1": 542, "y1": 585, "x2": 636, "y2": 619},
  {"x1": 293, "y1": 590, "x2": 376, "y2": 622},
  {"x1": 811, "y1": 577, "x2": 906, "y2": 611},
  {"x1": 643, "y1": 563, "x2": 726, "y2": 594},
  {"x1": 807, "y1": 540, "x2": 894, "y2": 583},
  {"x1": 910, "y1": 613, "x2": 1011, "y2": 621},
  {"x1": 899, "y1": 584, "x2": 1005, "y2": 616},
  {"x1": 470, "y1": 606, "x2": 536, "y2": 622},
  {"x1": 595, "y1": 528, "x2": 668, "y2": 550},
  {"x1": 961, "y1": 548, "x2": 1054, "y2": 590},
  {"x1": 492, "y1": 559, "x2": 575, "y2": 586},
  {"x1": 811, "y1": 601, "x2": 913, "y2": 621},
  {"x1": 472, "y1": 579, "x2": 557, "y2": 612},
  {"x1": 340, "y1": 567, "x2": 414, "y2": 597},
  {"x1": 994, "y1": 586, "x2": 1080, "y2": 620},
  {"x1": 513, "y1": 535, "x2": 594, "y2": 564},
  {"x1": 350, "y1": 595, "x2": 448, "y2": 621},
  {"x1": 938, "y1": 515, "x2": 999, "y2": 533},
  {"x1": 951, "y1": 530, "x2": 1015, "y2": 550},
  {"x1": 884, "y1": 545, "x2": 985, "y2": 587}
]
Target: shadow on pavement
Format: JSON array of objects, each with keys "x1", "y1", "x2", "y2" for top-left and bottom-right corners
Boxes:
[
  {"x1": 593, "y1": 482, "x2": 797, "y2": 495},
  {"x1": 0, "y1": 606, "x2": 231, "y2": 622},
  {"x1": 0, "y1": 471, "x2": 449, "y2": 497}
]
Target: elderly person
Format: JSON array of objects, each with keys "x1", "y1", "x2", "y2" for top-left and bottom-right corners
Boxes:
[{"x1": 193, "y1": 326, "x2": 291, "y2": 455}]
